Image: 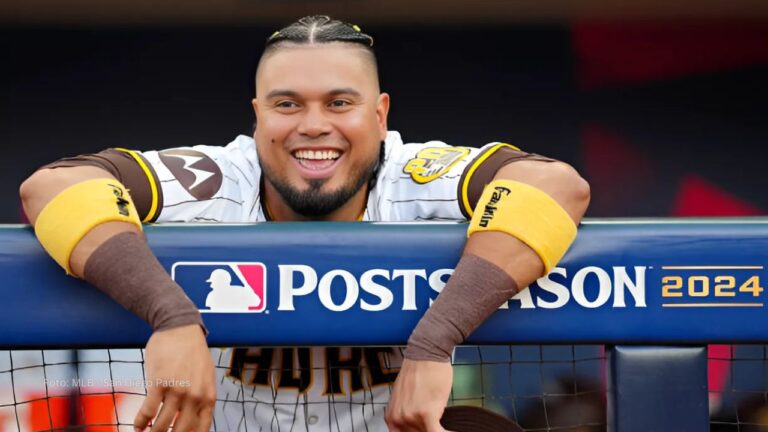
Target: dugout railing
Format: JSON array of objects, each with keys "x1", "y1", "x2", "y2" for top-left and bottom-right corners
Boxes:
[{"x1": 2, "y1": 219, "x2": 767, "y2": 430}]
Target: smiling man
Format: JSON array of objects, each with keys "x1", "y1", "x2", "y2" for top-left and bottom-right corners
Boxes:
[
  {"x1": 254, "y1": 36, "x2": 387, "y2": 221},
  {"x1": 19, "y1": 15, "x2": 590, "y2": 432}
]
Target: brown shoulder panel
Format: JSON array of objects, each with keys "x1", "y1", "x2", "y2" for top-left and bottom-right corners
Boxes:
[
  {"x1": 457, "y1": 144, "x2": 556, "y2": 218},
  {"x1": 42, "y1": 149, "x2": 163, "y2": 222}
]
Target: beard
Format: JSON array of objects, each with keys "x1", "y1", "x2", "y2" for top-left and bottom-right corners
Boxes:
[{"x1": 258, "y1": 146, "x2": 381, "y2": 218}]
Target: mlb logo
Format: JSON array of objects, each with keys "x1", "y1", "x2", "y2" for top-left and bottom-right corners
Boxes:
[{"x1": 171, "y1": 262, "x2": 267, "y2": 313}]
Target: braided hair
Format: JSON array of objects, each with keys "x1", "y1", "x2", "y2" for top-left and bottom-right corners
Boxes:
[
  {"x1": 257, "y1": 16, "x2": 378, "y2": 88},
  {"x1": 265, "y1": 15, "x2": 374, "y2": 50}
]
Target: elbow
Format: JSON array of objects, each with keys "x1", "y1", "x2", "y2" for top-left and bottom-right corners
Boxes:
[
  {"x1": 21, "y1": 165, "x2": 116, "y2": 225},
  {"x1": 19, "y1": 170, "x2": 46, "y2": 203},
  {"x1": 20, "y1": 169, "x2": 55, "y2": 225},
  {"x1": 551, "y1": 162, "x2": 590, "y2": 223},
  {"x1": 494, "y1": 160, "x2": 590, "y2": 223},
  {"x1": 562, "y1": 163, "x2": 590, "y2": 220}
]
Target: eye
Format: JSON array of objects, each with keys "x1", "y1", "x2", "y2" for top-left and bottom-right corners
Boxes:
[
  {"x1": 328, "y1": 99, "x2": 352, "y2": 109},
  {"x1": 275, "y1": 100, "x2": 299, "y2": 109}
]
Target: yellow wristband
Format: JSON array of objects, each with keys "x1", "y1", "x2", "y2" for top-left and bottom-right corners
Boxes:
[
  {"x1": 467, "y1": 179, "x2": 577, "y2": 274},
  {"x1": 34, "y1": 178, "x2": 143, "y2": 275}
]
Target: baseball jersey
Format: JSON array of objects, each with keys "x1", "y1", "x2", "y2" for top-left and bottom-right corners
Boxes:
[{"x1": 46, "y1": 131, "x2": 553, "y2": 431}]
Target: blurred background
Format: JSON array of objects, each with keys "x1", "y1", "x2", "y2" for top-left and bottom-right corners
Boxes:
[
  {"x1": 2, "y1": 0, "x2": 768, "y2": 430},
  {"x1": 3, "y1": 0, "x2": 768, "y2": 223}
]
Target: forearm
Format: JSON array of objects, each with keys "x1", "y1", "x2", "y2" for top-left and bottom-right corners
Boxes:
[
  {"x1": 20, "y1": 166, "x2": 203, "y2": 332},
  {"x1": 463, "y1": 232, "x2": 542, "y2": 288},
  {"x1": 405, "y1": 161, "x2": 590, "y2": 361},
  {"x1": 85, "y1": 231, "x2": 204, "y2": 331}
]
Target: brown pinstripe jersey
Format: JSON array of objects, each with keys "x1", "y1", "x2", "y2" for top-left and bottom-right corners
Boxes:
[{"x1": 43, "y1": 130, "x2": 554, "y2": 431}]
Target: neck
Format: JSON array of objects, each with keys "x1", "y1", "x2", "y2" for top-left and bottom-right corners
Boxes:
[{"x1": 263, "y1": 180, "x2": 367, "y2": 221}]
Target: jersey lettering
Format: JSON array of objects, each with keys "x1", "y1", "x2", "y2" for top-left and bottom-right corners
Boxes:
[
  {"x1": 323, "y1": 347, "x2": 365, "y2": 396},
  {"x1": 227, "y1": 348, "x2": 399, "y2": 396},
  {"x1": 228, "y1": 347, "x2": 274, "y2": 386},
  {"x1": 277, "y1": 348, "x2": 312, "y2": 393},
  {"x1": 364, "y1": 347, "x2": 399, "y2": 387}
]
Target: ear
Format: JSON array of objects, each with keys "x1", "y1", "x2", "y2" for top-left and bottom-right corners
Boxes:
[
  {"x1": 376, "y1": 93, "x2": 390, "y2": 141},
  {"x1": 252, "y1": 98, "x2": 260, "y2": 119}
]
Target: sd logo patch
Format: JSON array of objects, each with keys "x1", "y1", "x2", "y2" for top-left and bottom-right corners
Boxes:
[{"x1": 404, "y1": 147, "x2": 470, "y2": 184}]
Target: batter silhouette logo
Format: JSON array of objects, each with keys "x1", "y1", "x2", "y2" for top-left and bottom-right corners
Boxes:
[{"x1": 171, "y1": 262, "x2": 267, "y2": 313}]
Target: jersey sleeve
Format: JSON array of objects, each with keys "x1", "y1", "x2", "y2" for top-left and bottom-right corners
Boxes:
[
  {"x1": 372, "y1": 135, "x2": 555, "y2": 222},
  {"x1": 42, "y1": 135, "x2": 261, "y2": 223}
]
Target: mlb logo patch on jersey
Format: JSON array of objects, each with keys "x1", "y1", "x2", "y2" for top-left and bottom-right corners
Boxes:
[
  {"x1": 403, "y1": 147, "x2": 470, "y2": 183},
  {"x1": 171, "y1": 262, "x2": 267, "y2": 313}
]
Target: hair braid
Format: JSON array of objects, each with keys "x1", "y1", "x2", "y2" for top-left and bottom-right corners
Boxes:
[{"x1": 265, "y1": 15, "x2": 374, "y2": 49}]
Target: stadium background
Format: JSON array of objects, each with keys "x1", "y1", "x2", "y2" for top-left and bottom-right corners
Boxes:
[{"x1": 2, "y1": 0, "x2": 768, "y2": 430}]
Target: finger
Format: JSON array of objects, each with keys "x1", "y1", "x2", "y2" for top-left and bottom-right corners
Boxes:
[
  {"x1": 150, "y1": 397, "x2": 180, "y2": 431},
  {"x1": 196, "y1": 406, "x2": 214, "y2": 432},
  {"x1": 172, "y1": 399, "x2": 198, "y2": 432},
  {"x1": 425, "y1": 418, "x2": 446, "y2": 432},
  {"x1": 405, "y1": 412, "x2": 440, "y2": 432},
  {"x1": 134, "y1": 388, "x2": 163, "y2": 431},
  {"x1": 384, "y1": 408, "x2": 400, "y2": 432}
]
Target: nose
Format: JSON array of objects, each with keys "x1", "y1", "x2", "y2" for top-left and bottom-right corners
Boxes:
[{"x1": 296, "y1": 104, "x2": 332, "y2": 138}]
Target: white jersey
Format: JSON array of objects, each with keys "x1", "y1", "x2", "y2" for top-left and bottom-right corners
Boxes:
[
  {"x1": 122, "y1": 131, "x2": 514, "y2": 431},
  {"x1": 139, "y1": 132, "x2": 480, "y2": 224}
]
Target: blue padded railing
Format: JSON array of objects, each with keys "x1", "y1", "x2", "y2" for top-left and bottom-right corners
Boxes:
[
  {"x1": 1, "y1": 218, "x2": 767, "y2": 348},
  {"x1": 3, "y1": 218, "x2": 767, "y2": 430}
]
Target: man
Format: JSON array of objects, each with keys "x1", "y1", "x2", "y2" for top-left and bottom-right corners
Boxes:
[{"x1": 19, "y1": 15, "x2": 589, "y2": 432}]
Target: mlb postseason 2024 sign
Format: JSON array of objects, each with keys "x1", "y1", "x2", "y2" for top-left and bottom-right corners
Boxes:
[
  {"x1": 3, "y1": 220, "x2": 768, "y2": 347},
  {"x1": 158, "y1": 220, "x2": 768, "y2": 346}
]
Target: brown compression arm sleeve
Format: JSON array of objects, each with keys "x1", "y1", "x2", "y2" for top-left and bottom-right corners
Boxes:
[
  {"x1": 404, "y1": 254, "x2": 519, "y2": 362},
  {"x1": 84, "y1": 231, "x2": 205, "y2": 332}
]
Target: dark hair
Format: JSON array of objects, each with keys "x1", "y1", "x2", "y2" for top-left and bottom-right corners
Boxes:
[
  {"x1": 257, "y1": 16, "x2": 378, "y2": 86},
  {"x1": 265, "y1": 15, "x2": 374, "y2": 51}
]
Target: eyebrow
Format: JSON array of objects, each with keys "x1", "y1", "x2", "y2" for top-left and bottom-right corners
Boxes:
[
  {"x1": 265, "y1": 88, "x2": 362, "y2": 99},
  {"x1": 265, "y1": 89, "x2": 299, "y2": 100},
  {"x1": 328, "y1": 88, "x2": 362, "y2": 97}
]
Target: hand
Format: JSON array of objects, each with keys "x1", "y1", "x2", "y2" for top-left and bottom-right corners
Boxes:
[
  {"x1": 134, "y1": 324, "x2": 216, "y2": 432},
  {"x1": 385, "y1": 358, "x2": 452, "y2": 432}
]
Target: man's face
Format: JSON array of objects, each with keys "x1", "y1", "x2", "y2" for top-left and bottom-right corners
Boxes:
[{"x1": 253, "y1": 43, "x2": 389, "y2": 218}]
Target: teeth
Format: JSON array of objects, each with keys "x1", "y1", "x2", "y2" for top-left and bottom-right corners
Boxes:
[{"x1": 293, "y1": 150, "x2": 341, "y2": 160}]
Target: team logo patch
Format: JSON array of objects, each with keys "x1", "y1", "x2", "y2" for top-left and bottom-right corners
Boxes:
[
  {"x1": 403, "y1": 147, "x2": 470, "y2": 184},
  {"x1": 171, "y1": 262, "x2": 267, "y2": 313},
  {"x1": 159, "y1": 150, "x2": 223, "y2": 201}
]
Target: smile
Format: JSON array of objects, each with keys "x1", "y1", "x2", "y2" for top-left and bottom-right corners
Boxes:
[{"x1": 290, "y1": 149, "x2": 344, "y2": 178}]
